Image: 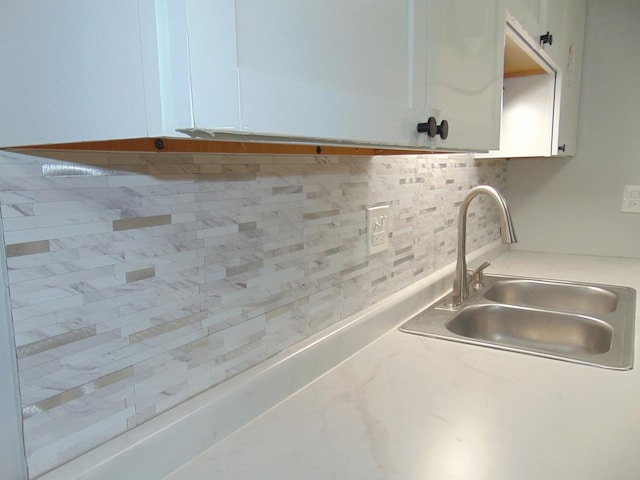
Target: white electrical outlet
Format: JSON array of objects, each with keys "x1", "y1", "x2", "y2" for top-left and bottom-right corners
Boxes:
[
  {"x1": 366, "y1": 205, "x2": 390, "y2": 255},
  {"x1": 621, "y1": 185, "x2": 640, "y2": 213}
]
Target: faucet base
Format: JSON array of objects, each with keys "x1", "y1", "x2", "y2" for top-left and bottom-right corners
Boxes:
[{"x1": 434, "y1": 296, "x2": 463, "y2": 312}]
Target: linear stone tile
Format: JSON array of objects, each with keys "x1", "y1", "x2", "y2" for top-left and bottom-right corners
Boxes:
[
  {"x1": 395, "y1": 245, "x2": 413, "y2": 256},
  {"x1": 340, "y1": 261, "x2": 369, "y2": 278},
  {"x1": 394, "y1": 254, "x2": 415, "y2": 267},
  {"x1": 371, "y1": 275, "x2": 388, "y2": 287},
  {"x1": 0, "y1": 150, "x2": 507, "y2": 476},
  {"x1": 265, "y1": 297, "x2": 309, "y2": 321},
  {"x1": 6, "y1": 239, "x2": 50, "y2": 257},
  {"x1": 129, "y1": 311, "x2": 207, "y2": 344},
  {"x1": 125, "y1": 267, "x2": 156, "y2": 283},
  {"x1": 238, "y1": 221, "x2": 257, "y2": 232},
  {"x1": 42, "y1": 164, "x2": 108, "y2": 176},
  {"x1": 16, "y1": 326, "x2": 97, "y2": 358},
  {"x1": 226, "y1": 260, "x2": 264, "y2": 277},
  {"x1": 112, "y1": 214, "x2": 172, "y2": 232},
  {"x1": 22, "y1": 366, "x2": 133, "y2": 419},
  {"x1": 272, "y1": 185, "x2": 303, "y2": 195},
  {"x1": 303, "y1": 209, "x2": 340, "y2": 220}
]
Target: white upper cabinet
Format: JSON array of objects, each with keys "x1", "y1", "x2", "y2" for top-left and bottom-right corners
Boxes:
[
  {"x1": 0, "y1": 0, "x2": 196, "y2": 148},
  {"x1": 424, "y1": 0, "x2": 505, "y2": 151},
  {"x1": 0, "y1": 0, "x2": 506, "y2": 151},
  {"x1": 187, "y1": 0, "x2": 505, "y2": 151},
  {"x1": 506, "y1": 0, "x2": 548, "y2": 42},
  {"x1": 500, "y1": 0, "x2": 586, "y2": 157},
  {"x1": 547, "y1": 0, "x2": 587, "y2": 156},
  {"x1": 478, "y1": 16, "x2": 561, "y2": 159},
  {"x1": 191, "y1": 0, "x2": 428, "y2": 148},
  {"x1": 0, "y1": 1, "x2": 153, "y2": 147}
]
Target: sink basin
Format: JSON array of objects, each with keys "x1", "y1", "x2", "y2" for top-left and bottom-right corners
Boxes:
[
  {"x1": 399, "y1": 275, "x2": 636, "y2": 369},
  {"x1": 483, "y1": 279, "x2": 618, "y2": 314},
  {"x1": 446, "y1": 304, "x2": 613, "y2": 355}
]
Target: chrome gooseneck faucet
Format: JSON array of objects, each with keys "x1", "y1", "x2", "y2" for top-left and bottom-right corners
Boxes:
[{"x1": 451, "y1": 185, "x2": 517, "y2": 306}]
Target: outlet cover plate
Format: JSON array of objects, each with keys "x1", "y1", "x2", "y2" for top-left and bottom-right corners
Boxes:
[
  {"x1": 621, "y1": 185, "x2": 640, "y2": 213},
  {"x1": 367, "y1": 205, "x2": 390, "y2": 255}
]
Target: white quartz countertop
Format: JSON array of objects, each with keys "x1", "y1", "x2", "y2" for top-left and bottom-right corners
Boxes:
[{"x1": 165, "y1": 251, "x2": 640, "y2": 480}]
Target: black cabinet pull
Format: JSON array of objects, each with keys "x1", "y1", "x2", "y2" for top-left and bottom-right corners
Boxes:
[
  {"x1": 417, "y1": 117, "x2": 437, "y2": 137},
  {"x1": 540, "y1": 31, "x2": 553, "y2": 45},
  {"x1": 437, "y1": 119, "x2": 449, "y2": 140},
  {"x1": 417, "y1": 117, "x2": 449, "y2": 139},
  {"x1": 558, "y1": 144, "x2": 566, "y2": 152}
]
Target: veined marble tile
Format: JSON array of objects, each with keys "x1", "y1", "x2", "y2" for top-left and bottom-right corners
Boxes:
[
  {"x1": 0, "y1": 151, "x2": 43, "y2": 163},
  {"x1": 4, "y1": 220, "x2": 115, "y2": 245},
  {"x1": 4, "y1": 210, "x2": 121, "y2": 232},
  {"x1": 9, "y1": 264, "x2": 118, "y2": 309},
  {"x1": 1, "y1": 203, "x2": 34, "y2": 218},
  {"x1": 18, "y1": 327, "x2": 124, "y2": 378},
  {"x1": 17, "y1": 325, "x2": 98, "y2": 357},
  {"x1": 222, "y1": 338, "x2": 269, "y2": 380},
  {"x1": 121, "y1": 237, "x2": 203, "y2": 263},
  {"x1": 0, "y1": 151, "x2": 507, "y2": 475},
  {"x1": 7, "y1": 252, "x2": 123, "y2": 284},
  {"x1": 0, "y1": 174, "x2": 110, "y2": 194},
  {"x1": 112, "y1": 214, "x2": 172, "y2": 232},
  {"x1": 107, "y1": 173, "x2": 194, "y2": 188},
  {"x1": 129, "y1": 311, "x2": 206, "y2": 344},
  {"x1": 22, "y1": 365, "x2": 133, "y2": 418},
  {"x1": 195, "y1": 223, "x2": 240, "y2": 240},
  {"x1": 96, "y1": 306, "x2": 197, "y2": 345},
  {"x1": 11, "y1": 293, "x2": 85, "y2": 324},
  {"x1": 200, "y1": 306, "x2": 244, "y2": 332},
  {"x1": 26, "y1": 405, "x2": 136, "y2": 479},
  {"x1": 33, "y1": 199, "x2": 121, "y2": 215}
]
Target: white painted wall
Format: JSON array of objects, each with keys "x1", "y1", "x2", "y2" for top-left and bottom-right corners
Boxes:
[
  {"x1": 0, "y1": 218, "x2": 28, "y2": 479},
  {"x1": 504, "y1": 0, "x2": 640, "y2": 258}
]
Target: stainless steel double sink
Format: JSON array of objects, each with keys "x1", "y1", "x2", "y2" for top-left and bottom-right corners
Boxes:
[{"x1": 400, "y1": 275, "x2": 636, "y2": 369}]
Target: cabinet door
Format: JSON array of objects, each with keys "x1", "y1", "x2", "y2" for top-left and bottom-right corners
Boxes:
[
  {"x1": 540, "y1": 0, "x2": 564, "y2": 64},
  {"x1": 503, "y1": 0, "x2": 586, "y2": 157},
  {"x1": 0, "y1": 0, "x2": 151, "y2": 147},
  {"x1": 476, "y1": 17, "x2": 560, "y2": 159},
  {"x1": 506, "y1": 0, "x2": 547, "y2": 40},
  {"x1": 230, "y1": 0, "x2": 428, "y2": 147},
  {"x1": 183, "y1": 0, "x2": 242, "y2": 134},
  {"x1": 425, "y1": 0, "x2": 506, "y2": 151},
  {"x1": 550, "y1": 0, "x2": 587, "y2": 156}
]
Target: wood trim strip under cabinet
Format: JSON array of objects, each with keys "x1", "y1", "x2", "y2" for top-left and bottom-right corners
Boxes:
[{"x1": 7, "y1": 137, "x2": 440, "y2": 157}]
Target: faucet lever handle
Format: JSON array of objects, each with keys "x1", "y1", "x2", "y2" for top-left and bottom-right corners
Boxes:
[{"x1": 468, "y1": 261, "x2": 491, "y2": 290}]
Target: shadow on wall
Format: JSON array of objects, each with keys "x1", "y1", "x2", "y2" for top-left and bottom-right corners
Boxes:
[{"x1": 505, "y1": 156, "x2": 573, "y2": 197}]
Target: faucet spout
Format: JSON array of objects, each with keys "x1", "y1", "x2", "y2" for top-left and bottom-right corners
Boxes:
[{"x1": 451, "y1": 185, "x2": 517, "y2": 306}]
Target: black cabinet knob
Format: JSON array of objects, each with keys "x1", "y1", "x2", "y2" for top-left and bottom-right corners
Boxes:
[
  {"x1": 540, "y1": 31, "x2": 553, "y2": 45},
  {"x1": 558, "y1": 144, "x2": 566, "y2": 152},
  {"x1": 437, "y1": 119, "x2": 449, "y2": 140},
  {"x1": 417, "y1": 117, "x2": 437, "y2": 137},
  {"x1": 417, "y1": 117, "x2": 449, "y2": 139}
]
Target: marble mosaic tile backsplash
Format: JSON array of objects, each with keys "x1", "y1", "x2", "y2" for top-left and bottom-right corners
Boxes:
[{"x1": 0, "y1": 149, "x2": 506, "y2": 477}]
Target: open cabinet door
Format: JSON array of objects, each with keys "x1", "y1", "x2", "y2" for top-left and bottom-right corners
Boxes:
[{"x1": 478, "y1": 14, "x2": 562, "y2": 159}]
